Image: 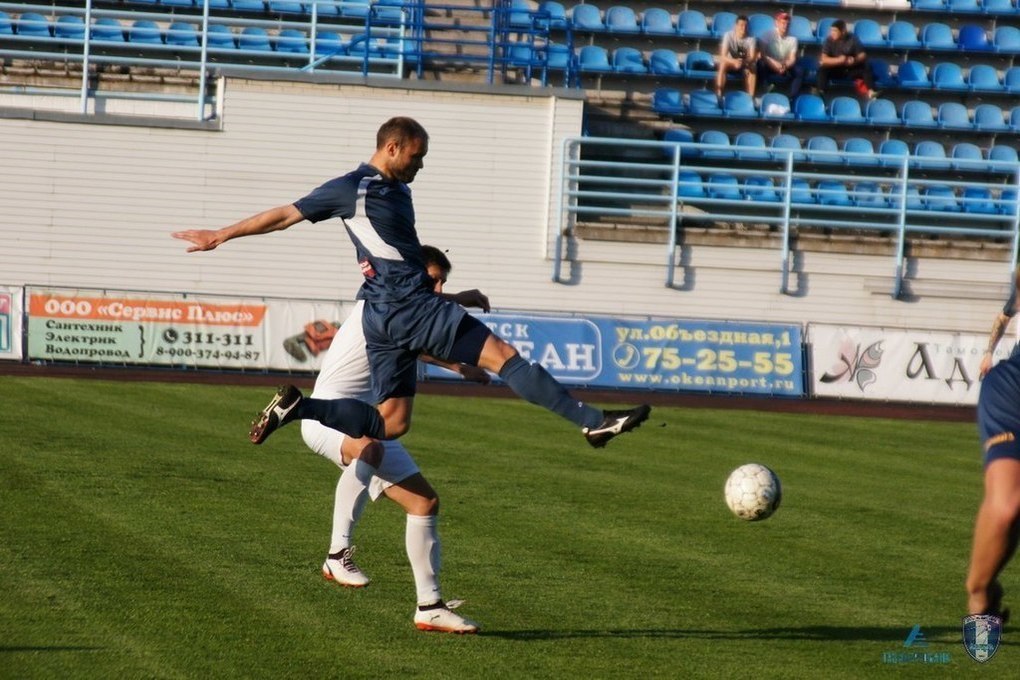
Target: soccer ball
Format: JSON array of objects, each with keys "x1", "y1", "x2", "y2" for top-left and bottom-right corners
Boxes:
[{"x1": 724, "y1": 463, "x2": 782, "y2": 521}]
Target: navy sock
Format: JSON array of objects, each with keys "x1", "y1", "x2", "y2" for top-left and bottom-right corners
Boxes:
[
  {"x1": 297, "y1": 397, "x2": 386, "y2": 439},
  {"x1": 498, "y1": 355, "x2": 602, "y2": 428}
]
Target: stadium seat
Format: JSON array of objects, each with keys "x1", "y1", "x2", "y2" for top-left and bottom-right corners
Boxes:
[
  {"x1": 664, "y1": 128, "x2": 694, "y2": 159},
  {"x1": 974, "y1": 103, "x2": 1008, "y2": 131},
  {"x1": 887, "y1": 21, "x2": 921, "y2": 49},
  {"x1": 165, "y1": 21, "x2": 199, "y2": 47},
  {"x1": 982, "y1": 0, "x2": 1014, "y2": 13},
  {"x1": 878, "y1": 138, "x2": 910, "y2": 167},
  {"x1": 853, "y1": 19, "x2": 884, "y2": 48},
  {"x1": 913, "y1": 140, "x2": 950, "y2": 169},
  {"x1": 652, "y1": 87, "x2": 685, "y2": 115},
  {"x1": 962, "y1": 187, "x2": 998, "y2": 214},
  {"x1": 734, "y1": 131, "x2": 769, "y2": 160},
  {"x1": 760, "y1": 92, "x2": 793, "y2": 120},
  {"x1": 707, "y1": 174, "x2": 741, "y2": 201},
  {"x1": 842, "y1": 137, "x2": 876, "y2": 166},
  {"x1": 507, "y1": 43, "x2": 535, "y2": 68},
  {"x1": 999, "y1": 189, "x2": 1018, "y2": 216},
  {"x1": 817, "y1": 180, "x2": 852, "y2": 206},
  {"x1": 612, "y1": 47, "x2": 646, "y2": 73},
  {"x1": 815, "y1": 17, "x2": 838, "y2": 43},
  {"x1": 789, "y1": 15, "x2": 814, "y2": 45},
  {"x1": 162, "y1": 0, "x2": 194, "y2": 6},
  {"x1": 949, "y1": 0, "x2": 981, "y2": 10},
  {"x1": 923, "y1": 185, "x2": 961, "y2": 212},
  {"x1": 269, "y1": 1, "x2": 306, "y2": 13},
  {"x1": 937, "y1": 102, "x2": 972, "y2": 129},
  {"x1": 794, "y1": 94, "x2": 828, "y2": 122},
  {"x1": 994, "y1": 25, "x2": 1020, "y2": 52},
  {"x1": 276, "y1": 28, "x2": 308, "y2": 53},
  {"x1": 932, "y1": 62, "x2": 967, "y2": 90},
  {"x1": 578, "y1": 45, "x2": 611, "y2": 72},
  {"x1": 313, "y1": 31, "x2": 345, "y2": 56},
  {"x1": 128, "y1": 20, "x2": 163, "y2": 44},
  {"x1": 921, "y1": 22, "x2": 955, "y2": 50},
  {"x1": 951, "y1": 142, "x2": 986, "y2": 171},
  {"x1": 239, "y1": 26, "x2": 273, "y2": 51},
  {"x1": 870, "y1": 59, "x2": 895, "y2": 89},
  {"x1": 537, "y1": 1, "x2": 569, "y2": 30},
  {"x1": 676, "y1": 170, "x2": 705, "y2": 199},
  {"x1": 0, "y1": 11, "x2": 11, "y2": 36},
  {"x1": 1004, "y1": 66, "x2": 1020, "y2": 93},
  {"x1": 988, "y1": 144, "x2": 1019, "y2": 165},
  {"x1": 676, "y1": 9, "x2": 710, "y2": 38},
  {"x1": 711, "y1": 12, "x2": 737, "y2": 38},
  {"x1": 649, "y1": 49, "x2": 682, "y2": 76},
  {"x1": 959, "y1": 24, "x2": 992, "y2": 51},
  {"x1": 232, "y1": 0, "x2": 267, "y2": 11},
  {"x1": 684, "y1": 51, "x2": 716, "y2": 78},
  {"x1": 572, "y1": 4, "x2": 604, "y2": 32},
  {"x1": 698, "y1": 130, "x2": 731, "y2": 158},
  {"x1": 797, "y1": 55, "x2": 819, "y2": 85},
  {"x1": 866, "y1": 98, "x2": 900, "y2": 126},
  {"x1": 829, "y1": 96, "x2": 864, "y2": 123},
  {"x1": 1011, "y1": 106, "x2": 1020, "y2": 131},
  {"x1": 743, "y1": 176, "x2": 780, "y2": 202},
  {"x1": 641, "y1": 8, "x2": 672, "y2": 36},
  {"x1": 902, "y1": 100, "x2": 937, "y2": 128},
  {"x1": 914, "y1": 0, "x2": 946, "y2": 8},
  {"x1": 688, "y1": 89, "x2": 723, "y2": 116},
  {"x1": 606, "y1": 6, "x2": 639, "y2": 33},
  {"x1": 54, "y1": 15, "x2": 85, "y2": 40},
  {"x1": 853, "y1": 182, "x2": 888, "y2": 210},
  {"x1": 91, "y1": 17, "x2": 124, "y2": 42},
  {"x1": 748, "y1": 13, "x2": 774, "y2": 40},
  {"x1": 17, "y1": 12, "x2": 51, "y2": 37},
  {"x1": 373, "y1": 0, "x2": 405, "y2": 24},
  {"x1": 544, "y1": 42, "x2": 572, "y2": 70},
  {"x1": 897, "y1": 61, "x2": 931, "y2": 88},
  {"x1": 807, "y1": 135, "x2": 840, "y2": 164},
  {"x1": 968, "y1": 64, "x2": 1002, "y2": 92},
  {"x1": 723, "y1": 91, "x2": 757, "y2": 118},
  {"x1": 508, "y1": 0, "x2": 533, "y2": 28},
  {"x1": 770, "y1": 133, "x2": 805, "y2": 162},
  {"x1": 786, "y1": 177, "x2": 815, "y2": 205}
]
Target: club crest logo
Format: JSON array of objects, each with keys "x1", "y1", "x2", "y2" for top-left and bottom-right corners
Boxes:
[
  {"x1": 820, "y1": 337, "x2": 884, "y2": 391},
  {"x1": 962, "y1": 614, "x2": 1002, "y2": 663}
]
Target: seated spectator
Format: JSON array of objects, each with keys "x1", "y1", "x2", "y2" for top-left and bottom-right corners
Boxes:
[
  {"x1": 817, "y1": 19, "x2": 876, "y2": 100},
  {"x1": 757, "y1": 11, "x2": 804, "y2": 100},
  {"x1": 715, "y1": 14, "x2": 757, "y2": 101}
]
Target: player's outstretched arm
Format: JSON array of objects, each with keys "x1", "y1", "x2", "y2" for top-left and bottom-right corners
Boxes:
[
  {"x1": 172, "y1": 204, "x2": 306, "y2": 252},
  {"x1": 981, "y1": 311, "x2": 1013, "y2": 379}
]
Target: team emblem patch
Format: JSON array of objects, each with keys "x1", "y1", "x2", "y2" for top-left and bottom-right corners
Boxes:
[{"x1": 962, "y1": 614, "x2": 1002, "y2": 663}]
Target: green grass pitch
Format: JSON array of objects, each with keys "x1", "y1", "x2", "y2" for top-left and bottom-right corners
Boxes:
[{"x1": 0, "y1": 375, "x2": 1016, "y2": 678}]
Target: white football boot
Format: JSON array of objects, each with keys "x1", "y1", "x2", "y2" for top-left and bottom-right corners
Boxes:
[
  {"x1": 322, "y1": 547, "x2": 370, "y2": 588},
  {"x1": 414, "y1": 600, "x2": 480, "y2": 634}
]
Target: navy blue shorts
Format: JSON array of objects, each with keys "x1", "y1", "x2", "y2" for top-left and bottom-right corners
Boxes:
[
  {"x1": 362, "y1": 293, "x2": 491, "y2": 402},
  {"x1": 978, "y1": 357, "x2": 1020, "y2": 467}
]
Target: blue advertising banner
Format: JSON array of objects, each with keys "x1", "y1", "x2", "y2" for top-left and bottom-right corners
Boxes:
[{"x1": 423, "y1": 313, "x2": 804, "y2": 396}]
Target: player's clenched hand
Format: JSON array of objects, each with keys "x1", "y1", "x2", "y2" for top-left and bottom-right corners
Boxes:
[
  {"x1": 172, "y1": 229, "x2": 223, "y2": 252},
  {"x1": 450, "y1": 289, "x2": 490, "y2": 312}
]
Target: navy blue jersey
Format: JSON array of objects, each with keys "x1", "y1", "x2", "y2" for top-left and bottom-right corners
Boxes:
[{"x1": 294, "y1": 163, "x2": 433, "y2": 302}]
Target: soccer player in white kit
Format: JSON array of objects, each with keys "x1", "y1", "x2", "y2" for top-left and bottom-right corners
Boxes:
[{"x1": 302, "y1": 245, "x2": 488, "y2": 634}]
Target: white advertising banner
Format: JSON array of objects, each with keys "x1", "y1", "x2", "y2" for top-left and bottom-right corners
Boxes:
[
  {"x1": 25, "y1": 287, "x2": 351, "y2": 372},
  {"x1": 0, "y1": 286, "x2": 24, "y2": 360},
  {"x1": 809, "y1": 324, "x2": 993, "y2": 406}
]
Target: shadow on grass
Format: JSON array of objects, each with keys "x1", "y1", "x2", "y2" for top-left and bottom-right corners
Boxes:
[{"x1": 483, "y1": 625, "x2": 1015, "y2": 643}]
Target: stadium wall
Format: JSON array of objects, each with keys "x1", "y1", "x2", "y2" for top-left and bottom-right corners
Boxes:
[{"x1": 0, "y1": 75, "x2": 1010, "y2": 337}]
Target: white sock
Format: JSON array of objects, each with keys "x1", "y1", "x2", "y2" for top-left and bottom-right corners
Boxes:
[
  {"x1": 329, "y1": 458, "x2": 375, "y2": 554},
  {"x1": 406, "y1": 514, "x2": 442, "y2": 606}
]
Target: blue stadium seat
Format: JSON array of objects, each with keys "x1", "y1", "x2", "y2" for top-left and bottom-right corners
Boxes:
[
  {"x1": 232, "y1": 0, "x2": 266, "y2": 11},
  {"x1": 829, "y1": 96, "x2": 864, "y2": 123},
  {"x1": 879, "y1": 138, "x2": 910, "y2": 167},
  {"x1": 677, "y1": 170, "x2": 705, "y2": 199},
  {"x1": 887, "y1": 21, "x2": 921, "y2": 49},
  {"x1": 664, "y1": 128, "x2": 694, "y2": 159},
  {"x1": 689, "y1": 89, "x2": 723, "y2": 116},
  {"x1": 902, "y1": 100, "x2": 937, "y2": 128},
  {"x1": 760, "y1": 92, "x2": 793, "y2": 120},
  {"x1": 897, "y1": 61, "x2": 931, "y2": 88},
  {"x1": 572, "y1": 4, "x2": 604, "y2": 32},
  {"x1": 313, "y1": 31, "x2": 345, "y2": 56},
  {"x1": 129, "y1": 20, "x2": 163, "y2": 44},
  {"x1": 676, "y1": 9, "x2": 710, "y2": 38},
  {"x1": 866, "y1": 98, "x2": 900, "y2": 125},
  {"x1": 959, "y1": 24, "x2": 992, "y2": 51},
  {"x1": 0, "y1": 11, "x2": 11, "y2": 36},
  {"x1": 817, "y1": 180, "x2": 852, "y2": 206},
  {"x1": 815, "y1": 17, "x2": 838, "y2": 43},
  {"x1": 373, "y1": 0, "x2": 405, "y2": 24},
  {"x1": 743, "y1": 176, "x2": 780, "y2": 202},
  {"x1": 649, "y1": 49, "x2": 681, "y2": 76},
  {"x1": 969, "y1": 64, "x2": 1002, "y2": 92},
  {"x1": 786, "y1": 177, "x2": 815, "y2": 204},
  {"x1": 707, "y1": 174, "x2": 741, "y2": 200},
  {"x1": 239, "y1": 26, "x2": 273, "y2": 51},
  {"x1": 652, "y1": 88, "x2": 683, "y2": 115},
  {"x1": 870, "y1": 59, "x2": 895, "y2": 89},
  {"x1": 988, "y1": 144, "x2": 1019, "y2": 165},
  {"x1": 698, "y1": 130, "x2": 731, "y2": 158},
  {"x1": 937, "y1": 102, "x2": 972, "y2": 129},
  {"x1": 913, "y1": 140, "x2": 950, "y2": 169},
  {"x1": 269, "y1": 1, "x2": 306, "y2": 13},
  {"x1": 794, "y1": 94, "x2": 828, "y2": 122},
  {"x1": 54, "y1": 15, "x2": 85, "y2": 40},
  {"x1": 914, "y1": 0, "x2": 946, "y2": 8},
  {"x1": 711, "y1": 12, "x2": 737, "y2": 38},
  {"x1": 789, "y1": 15, "x2": 814, "y2": 45},
  {"x1": 166, "y1": 22, "x2": 199, "y2": 47},
  {"x1": 982, "y1": 0, "x2": 1014, "y2": 13},
  {"x1": 91, "y1": 17, "x2": 124, "y2": 42},
  {"x1": 922, "y1": 22, "x2": 955, "y2": 50},
  {"x1": 994, "y1": 25, "x2": 1020, "y2": 52},
  {"x1": 641, "y1": 8, "x2": 672, "y2": 36},
  {"x1": 853, "y1": 182, "x2": 888, "y2": 209},
  {"x1": 842, "y1": 137, "x2": 876, "y2": 166},
  {"x1": 962, "y1": 187, "x2": 998, "y2": 214},
  {"x1": 999, "y1": 189, "x2": 1018, "y2": 216},
  {"x1": 162, "y1": 0, "x2": 195, "y2": 6},
  {"x1": 684, "y1": 51, "x2": 716, "y2": 78},
  {"x1": 538, "y1": 1, "x2": 569, "y2": 30},
  {"x1": 508, "y1": 0, "x2": 534, "y2": 28},
  {"x1": 544, "y1": 42, "x2": 572, "y2": 70},
  {"x1": 206, "y1": 25, "x2": 237, "y2": 50},
  {"x1": 923, "y1": 185, "x2": 961, "y2": 212},
  {"x1": 276, "y1": 28, "x2": 308, "y2": 53},
  {"x1": 310, "y1": 0, "x2": 336, "y2": 13},
  {"x1": 734, "y1": 131, "x2": 769, "y2": 160},
  {"x1": 612, "y1": 47, "x2": 646, "y2": 73},
  {"x1": 17, "y1": 12, "x2": 51, "y2": 37},
  {"x1": 1011, "y1": 106, "x2": 1020, "y2": 131},
  {"x1": 748, "y1": 13, "x2": 774, "y2": 40},
  {"x1": 606, "y1": 6, "x2": 639, "y2": 33},
  {"x1": 1004, "y1": 66, "x2": 1020, "y2": 93},
  {"x1": 951, "y1": 142, "x2": 986, "y2": 171},
  {"x1": 723, "y1": 91, "x2": 757, "y2": 118},
  {"x1": 797, "y1": 55, "x2": 819, "y2": 85},
  {"x1": 853, "y1": 19, "x2": 884, "y2": 47},
  {"x1": 807, "y1": 135, "x2": 840, "y2": 163},
  {"x1": 578, "y1": 45, "x2": 611, "y2": 72},
  {"x1": 771, "y1": 133, "x2": 805, "y2": 162},
  {"x1": 974, "y1": 103, "x2": 1008, "y2": 131},
  {"x1": 950, "y1": 0, "x2": 981, "y2": 10},
  {"x1": 507, "y1": 43, "x2": 535, "y2": 68},
  {"x1": 932, "y1": 62, "x2": 967, "y2": 90}
]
